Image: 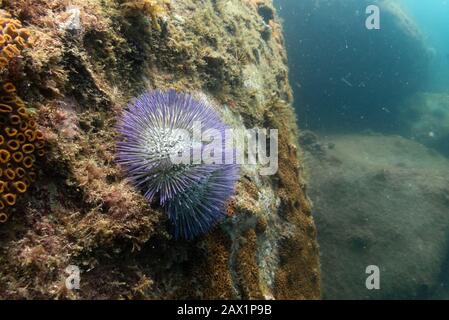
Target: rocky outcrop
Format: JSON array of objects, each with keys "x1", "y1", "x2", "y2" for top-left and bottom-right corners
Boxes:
[
  {"x1": 278, "y1": 0, "x2": 429, "y2": 131},
  {"x1": 400, "y1": 92, "x2": 449, "y2": 157},
  {"x1": 0, "y1": 0, "x2": 320, "y2": 299}
]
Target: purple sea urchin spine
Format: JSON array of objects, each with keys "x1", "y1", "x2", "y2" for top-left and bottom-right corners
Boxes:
[
  {"x1": 116, "y1": 90, "x2": 239, "y2": 239},
  {"x1": 167, "y1": 164, "x2": 239, "y2": 239}
]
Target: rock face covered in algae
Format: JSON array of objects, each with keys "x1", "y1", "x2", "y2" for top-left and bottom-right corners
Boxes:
[{"x1": 0, "y1": 0, "x2": 320, "y2": 299}]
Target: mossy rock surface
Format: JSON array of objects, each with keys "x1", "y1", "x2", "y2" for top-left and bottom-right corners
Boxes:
[{"x1": 0, "y1": 0, "x2": 320, "y2": 299}]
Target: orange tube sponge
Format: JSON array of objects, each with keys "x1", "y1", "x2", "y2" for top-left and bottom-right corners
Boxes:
[
  {"x1": 0, "y1": 212, "x2": 7, "y2": 223},
  {"x1": 0, "y1": 82, "x2": 44, "y2": 223},
  {"x1": 0, "y1": 12, "x2": 32, "y2": 70}
]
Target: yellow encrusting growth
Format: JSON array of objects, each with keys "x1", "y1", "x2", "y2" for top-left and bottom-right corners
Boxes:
[
  {"x1": 0, "y1": 82, "x2": 44, "y2": 222},
  {"x1": 0, "y1": 12, "x2": 33, "y2": 70},
  {"x1": 122, "y1": 0, "x2": 170, "y2": 30}
]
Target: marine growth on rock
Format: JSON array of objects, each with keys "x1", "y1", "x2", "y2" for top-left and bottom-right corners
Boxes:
[
  {"x1": 0, "y1": 82, "x2": 44, "y2": 223},
  {"x1": 117, "y1": 90, "x2": 239, "y2": 239},
  {"x1": 122, "y1": 0, "x2": 170, "y2": 30},
  {"x1": 0, "y1": 12, "x2": 32, "y2": 70}
]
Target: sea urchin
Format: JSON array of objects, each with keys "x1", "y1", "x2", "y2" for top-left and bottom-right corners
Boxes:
[{"x1": 116, "y1": 90, "x2": 239, "y2": 239}]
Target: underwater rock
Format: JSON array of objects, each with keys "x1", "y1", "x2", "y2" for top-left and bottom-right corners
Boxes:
[
  {"x1": 0, "y1": 0, "x2": 320, "y2": 299},
  {"x1": 299, "y1": 130, "x2": 325, "y2": 157},
  {"x1": 0, "y1": 11, "x2": 33, "y2": 71},
  {"x1": 121, "y1": 0, "x2": 170, "y2": 31},
  {"x1": 278, "y1": 0, "x2": 429, "y2": 131},
  {"x1": 257, "y1": 4, "x2": 274, "y2": 24},
  {"x1": 399, "y1": 92, "x2": 449, "y2": 157},
  {"x1": 304, "y1": 133, "x2": 449, "y2": 299},
  {"x1": 0, "y1": 82, "x2": 45, "y2": 223}
]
